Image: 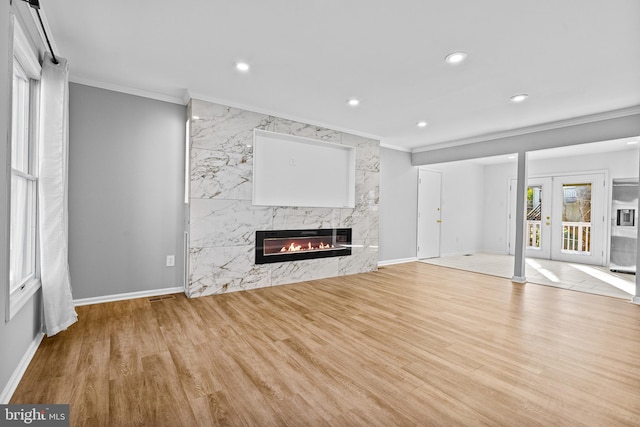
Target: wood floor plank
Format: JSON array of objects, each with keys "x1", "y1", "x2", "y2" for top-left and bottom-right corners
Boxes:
[
  {"x1": 139, "y1": 351, "x2": 199, "y2": 426},
  {"x1": 10, "y1": 262, "x2": 640, "y2": 426},
  {"x1": 189, "y1": 392, "x2": 246, "y2": 427},
  {"x1": 69, "y1": 339, "x2": 110, "y2": 427}
]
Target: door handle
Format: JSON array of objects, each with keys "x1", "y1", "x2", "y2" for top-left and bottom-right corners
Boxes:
[{"x1": 437, "y1": 220, "x2": 442, "y2": 223}]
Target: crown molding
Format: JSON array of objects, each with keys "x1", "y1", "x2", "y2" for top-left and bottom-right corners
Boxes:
[
  {"x1": 412, "y1": 105, "x2": 640, "y2": 153},
  {"x1": 70, "y1": 76, "x2": 187, "y2": 105},
  {"x1": 187, "y1": 90, "x2": 383, "y2": 142},
  {"x1": 380, "y1": 143, "x2": 411, "y2": 152}
]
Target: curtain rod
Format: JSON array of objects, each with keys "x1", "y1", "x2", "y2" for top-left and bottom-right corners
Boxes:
[{"x1": 22, "y1": 0, "x2": 59, "y2": 65}]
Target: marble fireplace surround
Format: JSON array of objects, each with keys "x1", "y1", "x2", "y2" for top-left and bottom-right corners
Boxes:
[{"x1": 187, "y1": 99, "x2": 379, "y2": 298}]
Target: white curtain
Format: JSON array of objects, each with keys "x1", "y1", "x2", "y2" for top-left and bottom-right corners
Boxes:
[{"x1": 38, "y1": 53, "x2": 77, "y2": 336}]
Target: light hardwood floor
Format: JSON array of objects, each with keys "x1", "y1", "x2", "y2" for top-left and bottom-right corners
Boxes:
[{"x1": 11, "y1": 262, "x2": 640, "y2": 426}]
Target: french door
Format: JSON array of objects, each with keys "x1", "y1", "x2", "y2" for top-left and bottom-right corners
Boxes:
[
  {"x1": 510, "y1": 173, "x2": 606, "y2": 265},
  {"x1": 524, "y1": 178, "x2": 552, "y2": 259}
]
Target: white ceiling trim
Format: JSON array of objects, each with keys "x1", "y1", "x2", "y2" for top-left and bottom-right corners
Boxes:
[
  {"x1": 380, "y1": 143, "x2": 411, "y2": 153},
  {"x1": 69, "y1": 75, "x2": 187, "y2": 105},
  {"x1": 412, "y1": 105, "x2": 640, "y2": 154},
  {"x1": 187, "y1": 90, "x2": 384, "y2": 143}
]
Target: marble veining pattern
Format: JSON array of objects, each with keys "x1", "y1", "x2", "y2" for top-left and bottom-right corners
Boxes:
[
  {"x1": 272, "y1": 118, "x2": 342, "y2": 143},
  {"x1": 342, "y1": 133, "x2": 380, "y2": 172},
  {"x1": 272, "y1": 207, "x2": 342, "y2": 230},
  {"x1": 190, "y1": 148, "x2": 253, "y2": 200},
  {"x1": 191, "y1": 100, "x2": 274, "y2": 153},
  {"x1": 270, "y1": 258, "x2": 340, "y2": 287},
  {"x1": 190, "y1": 199, "x2": 273, "y2": 248},
  {"x1": 187, "y1": 99, "x2": 380, "y2": 298},
  {"x1": 341, "y1": 209, "x2": 379, "y2": 242},
  {"x1": 189, "y1": 245, "x2": 271, "y2": 296},
  {"x1": 354, "y1": 170, "x2": 380, "y2": 213},
  {"x1": 338, "y1": 239, "x2": 379, "y2": 276}
]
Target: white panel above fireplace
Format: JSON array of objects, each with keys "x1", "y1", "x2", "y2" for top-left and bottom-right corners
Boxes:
[{"x1": 253, "y1": 129, "x2": 356, "y2": 208}]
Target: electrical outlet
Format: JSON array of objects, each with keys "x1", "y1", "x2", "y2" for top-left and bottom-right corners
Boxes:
[{"x1": 166, "y1": 255, "x2": 175, "y2": 267}]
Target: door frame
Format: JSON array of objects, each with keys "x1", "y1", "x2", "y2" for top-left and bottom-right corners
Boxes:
[{"x1": 508, "y1": 170, "x2": 610, "y2": 266}]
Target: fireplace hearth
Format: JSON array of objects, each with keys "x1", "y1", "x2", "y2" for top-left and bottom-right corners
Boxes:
[{"x1": 255, "y1": 228, "x2": 352, "y2": 264}]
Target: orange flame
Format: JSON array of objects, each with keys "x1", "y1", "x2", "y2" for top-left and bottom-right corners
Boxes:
[{"x1": 279, "y1": 241, "x2": 334, "y2": 253}]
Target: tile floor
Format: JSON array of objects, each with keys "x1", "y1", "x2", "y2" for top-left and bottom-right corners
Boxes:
[{"x1": 420, "y1": 253, "x2": 636, "y2": 300}]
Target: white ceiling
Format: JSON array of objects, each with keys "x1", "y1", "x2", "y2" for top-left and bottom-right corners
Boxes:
[{"x1": 41, "y1": 0, "x2": 640, "y2": 152}]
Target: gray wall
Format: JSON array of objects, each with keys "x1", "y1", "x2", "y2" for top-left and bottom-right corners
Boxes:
[
  {"x1": 379, "y1": 147, "x2": 418, "y2": 262},
  {"x1": 0, "y1": 3, "x2": 43, "y2": 402},
  {"x1": 68, "y1": 83, "x2": 186, "y2": 300}
]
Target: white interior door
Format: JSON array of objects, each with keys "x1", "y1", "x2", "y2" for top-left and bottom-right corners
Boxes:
[
  {"x1": 417, "y1": 169, "x2": 442, "y2": 259},
  {"x1": 550, "y1": 173, "x2": 606, "y2": 265}
]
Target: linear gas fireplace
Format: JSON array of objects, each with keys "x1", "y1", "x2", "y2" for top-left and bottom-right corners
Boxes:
[{"x1": 255, "y1": 228, "x2": 352, "y2": 264}]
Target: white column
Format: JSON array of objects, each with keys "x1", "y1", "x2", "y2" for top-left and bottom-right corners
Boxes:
[
  {"x1": 634, "y1": 148, "x2": 640, "y2": 304},
  {"x1": 512, "y1": 151, "x2": 528, "y2": 283}
]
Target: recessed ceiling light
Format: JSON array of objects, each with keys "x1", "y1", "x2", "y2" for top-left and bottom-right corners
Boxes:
[
  {"x1": 235, "y1": 62, "x2": 250, "y2": 72},
  {"x1": 626, "y1": 140, "x2": 639, "y2": 145},
  {"x1": 347, "y1": 98, "x2": 360, "y2": 107},
  {"x1": 417, "y1": 121, "x2": 428, "y2": 128},
  {"x1": 510, "y1": 94, "x2": 529, "y2": 103},
  {"x1": 445, "y1": 52, "x2": 468, "y2": 64}
]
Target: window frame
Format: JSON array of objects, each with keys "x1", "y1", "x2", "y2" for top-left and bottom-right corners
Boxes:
[{"x1": 7, "y1": 15, "x2": 42, "y2": 321}]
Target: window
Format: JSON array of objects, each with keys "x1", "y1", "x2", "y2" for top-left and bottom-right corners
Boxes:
[
  {"x1": 8, "y1": 17, "x2": 41, "y2": 319},
  {"x1": 10, "y1": 63, "x2": 37, "y2": 292}
]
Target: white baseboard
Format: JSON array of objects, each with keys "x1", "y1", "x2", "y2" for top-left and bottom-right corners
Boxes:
[
  {"x1": 378, "y1": 257, "x2": 418, "y2": 267},
  {"x1": 74, "y1": 287, "x2": 184, "y2": 307},
  {"x1": 0, "y1": 331, "x2": 44, "y2": 404},
  {"x1": 632, "y1": 296, "x2": 640, "y2": 305}
]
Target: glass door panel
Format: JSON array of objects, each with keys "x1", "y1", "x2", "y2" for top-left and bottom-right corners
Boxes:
[
  {"x1": 527, "y1": 185, "x2": 543, "y2": 249},
  {"x1": 552, "y1": 174, "x2": 605, "y2": 265},
  {"x1": 561, "y1": 183, "x2": 592, "y2": 254},
  {"x1": 525, "y1": 178, "x2": 552, "y2": 259}
]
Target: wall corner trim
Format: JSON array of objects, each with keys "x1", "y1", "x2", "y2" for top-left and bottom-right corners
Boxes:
[
  {"x1": 378, "y1": 257, "x2": 418, "y2": 267},
  {"x1": 0, "y1": 331, "x2": 45, "y2": 404},
  {"x1": 73, "y1": 287, "x2": 184, "y2": 307}
]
